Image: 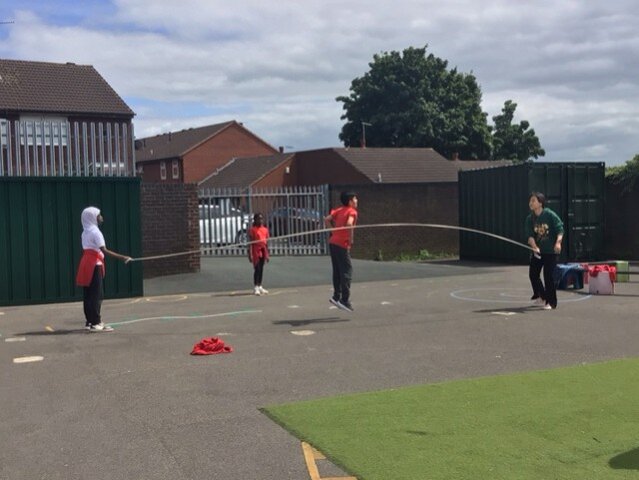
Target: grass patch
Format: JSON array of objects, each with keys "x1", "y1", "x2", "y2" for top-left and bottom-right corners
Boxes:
[
  {"x1": 262, "y1": 359, "x2": 639, "y2": 479},
  {"x1": 394, "y1": 249, "x2": 455, "y2": 262}
]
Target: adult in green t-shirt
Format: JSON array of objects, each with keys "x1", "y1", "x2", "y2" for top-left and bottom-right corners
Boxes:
[{"x1": 525, "y1": 192, "x2": 564, "y2": 310}]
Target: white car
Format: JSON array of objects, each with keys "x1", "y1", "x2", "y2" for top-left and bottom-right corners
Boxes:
[{"x1": 199, "y1": 204, "x2": 251, "y2": 246}]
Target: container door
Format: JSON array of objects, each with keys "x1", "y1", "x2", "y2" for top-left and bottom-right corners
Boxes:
[{"x1": 564, "y1": 163, "x2": 605, "y2": 261}]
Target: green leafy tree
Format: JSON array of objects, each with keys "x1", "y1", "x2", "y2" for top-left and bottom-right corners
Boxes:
[
  {"x1": 491, "y1": 100, "x2": 545, "y2": 161},
  {"x1": 336, "y1": 46, "x2": 492, "y2": 159},
  {"x1": 607, "y1": 154, "x2": 639, "y2": 192}
]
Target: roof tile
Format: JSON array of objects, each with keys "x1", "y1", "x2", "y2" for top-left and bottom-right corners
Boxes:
[{"x1": 0, "y1": 59, "x2": 133, "y2": 117}]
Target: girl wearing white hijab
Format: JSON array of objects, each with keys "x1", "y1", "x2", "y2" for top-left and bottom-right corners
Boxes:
[{"x1": 75, "y1": 206, "x2": 131, "y2": 332}]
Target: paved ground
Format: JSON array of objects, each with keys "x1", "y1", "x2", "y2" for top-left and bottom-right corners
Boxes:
[{"x1": 1, "y1": 257, "x2": 638, "y2": 480}]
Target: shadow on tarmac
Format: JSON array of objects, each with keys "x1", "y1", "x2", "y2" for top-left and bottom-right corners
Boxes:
[{"x1": 272, "y1": 316, "x2": 347, "y2": 327}]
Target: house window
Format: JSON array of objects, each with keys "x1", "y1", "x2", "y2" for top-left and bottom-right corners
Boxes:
[
  {"x1": 0, "y1": 119, "x2": 7, "y2": 145},
  {"x1": 172, "y1": 160, "x2": 179, "y2": 179},
  {"x1": 160, "y1": 161, "x2": 167, "y2": 180},
  {"x1": 19, "y1": 116, "x2": 69, "y2": 146}
]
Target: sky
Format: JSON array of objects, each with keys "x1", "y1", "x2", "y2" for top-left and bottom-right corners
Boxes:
[{"x1": 1, "y1": 0, "x2": 638, "y2": 166}]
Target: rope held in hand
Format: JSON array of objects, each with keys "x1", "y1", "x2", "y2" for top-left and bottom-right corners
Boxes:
[{"x1": 127, "y1": 223, "x2": 534, "y2": 263}]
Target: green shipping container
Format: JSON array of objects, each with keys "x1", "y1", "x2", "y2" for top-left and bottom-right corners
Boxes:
[
  {"x1": 0, "y1": 177, "x2": 143, "y2": 306},
  {"x1": 458, "y1": 162, "x2": 605, "y2": 263}
]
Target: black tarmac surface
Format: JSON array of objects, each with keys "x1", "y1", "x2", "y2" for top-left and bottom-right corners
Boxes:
[{"x1": 1, "y1": 257, "x2": 638, "y2": 480}]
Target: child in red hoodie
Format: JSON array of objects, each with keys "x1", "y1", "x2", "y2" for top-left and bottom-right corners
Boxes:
[{"x1": 248, "y1": 213, "x2": 270, "y2": 295}]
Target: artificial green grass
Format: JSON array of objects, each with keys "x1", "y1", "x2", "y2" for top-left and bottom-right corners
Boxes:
[{"x1": 262, "y1": 359, "x2": 639, "y2": 479}]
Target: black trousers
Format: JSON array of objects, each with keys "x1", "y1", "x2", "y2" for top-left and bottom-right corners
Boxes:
[
  {"x1": 253, "y1": 257, "x2": 265, "y2": 285},
  {"x1": 83, "y1": 266, "x2": 104, "y2": 326},
  {"x1": 529, "y1": 253, "x2": 558, "y2": 307},
  {"x1": 330, "y1": 243, "x2": 352, "y2": 303}
]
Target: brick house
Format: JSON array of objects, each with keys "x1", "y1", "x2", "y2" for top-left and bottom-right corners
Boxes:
[
  {"x1": 201, "y1": 147, "x2": 511, "y2": 188},
  {"x1": 293, "y1": 148, "x2": 511, "y2": 184},
  {"x1": 134, "y1": 121, "x2": 278, "y2": 184},
  {"x1": 199, "y1": 153, "x2": 295, "y2": 189},
  {"x1": 0, "y1": 58, "x2": 135, "y2": 176}
]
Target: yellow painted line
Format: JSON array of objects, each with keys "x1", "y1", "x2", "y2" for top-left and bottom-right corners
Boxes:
[
  {"x1": 302, "y1": 442, "x2": 321, "y2": 480},
  {"x1": 301, "y1": 442, "x2": 357, "y2": 480},
  {"x1": 45, "y1": 326, "x2": 55, "y2": 332},
  {"x1": 311, "y1": 445, "x2": 325, "y2": 460},
  {"x1": 13, "y1": 356, "x2": 44, "y2": 364}
]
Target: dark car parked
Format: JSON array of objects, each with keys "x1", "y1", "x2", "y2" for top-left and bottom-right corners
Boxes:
[{"x1": 266, "y1": 207, "x2": 322, "y2": 245}]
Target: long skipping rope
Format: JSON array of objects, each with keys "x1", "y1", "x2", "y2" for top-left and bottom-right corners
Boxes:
[{"x1": 127, "y1": 223, "x2": 535, "y2": 263}]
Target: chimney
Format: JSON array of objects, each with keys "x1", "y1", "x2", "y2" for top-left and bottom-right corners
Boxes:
[
  {"x1": 168, "y1": 132, "x2": 172, "y2": 142},
  {"x1": 451, "y1": 152, "x2": 459, "y2": 161},
  {"x1": 279, "y1": 146, "x2": 284, "y2": 153}
]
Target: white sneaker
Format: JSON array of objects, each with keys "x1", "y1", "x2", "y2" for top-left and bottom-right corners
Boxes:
[
  {"x1": 542, "y1": 304, "x2": 552, "y2": 310},
  {"x1": 533, "y1": 298, "x2": 545, "y2": 305},
  {"x1": 89, "y1": 323, "x2": 114, "y2": 332},
  {"x1": 254, "y1": 286, "x2": 262, "y2": 296},
  {"x1": 258, "y1": 286, "x2": 269, "y2": 294}
]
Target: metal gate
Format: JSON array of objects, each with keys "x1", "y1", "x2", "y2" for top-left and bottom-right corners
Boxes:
[{"x1": 198, "y1": 185, "x2": 329, "y2": 256}]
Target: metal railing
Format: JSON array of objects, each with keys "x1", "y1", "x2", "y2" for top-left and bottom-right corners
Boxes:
[
  {"x1": 0, "y1": 119, "x2": 136, "y2": 177},
  {"x1": 199, "y1": 185, "x2": 329, "y2": 256}
]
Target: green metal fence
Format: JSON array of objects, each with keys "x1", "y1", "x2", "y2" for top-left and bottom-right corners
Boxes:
[{"x1": 0, "y1": 177, "x2": 143, "y2": 306}]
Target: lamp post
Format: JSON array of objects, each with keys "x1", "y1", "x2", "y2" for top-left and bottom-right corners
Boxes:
[{"x1": 361, "y1": 122, "x2": 372, "y2": 148}]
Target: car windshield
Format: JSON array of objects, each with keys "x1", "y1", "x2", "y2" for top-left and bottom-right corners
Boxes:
[{"x1": 199, "y1": 205, "x2": 246, "y2": 220}]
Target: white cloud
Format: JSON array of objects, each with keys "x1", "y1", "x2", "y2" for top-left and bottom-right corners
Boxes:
[{"x1": 2, "y1": 0, "x2": 639, "y2": 164}]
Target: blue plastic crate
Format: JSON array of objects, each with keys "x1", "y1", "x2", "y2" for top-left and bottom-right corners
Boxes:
[{"x1": 554, "y1": 263, "x2": 585, "y2": 290}]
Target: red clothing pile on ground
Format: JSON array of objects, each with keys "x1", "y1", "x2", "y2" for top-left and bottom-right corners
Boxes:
[
  {"x1": 190, "y1": 337, "x2": 233, "y2": 355},
  {"x1": 588, "y1": 264, "x2": 617, "y2": 282}
]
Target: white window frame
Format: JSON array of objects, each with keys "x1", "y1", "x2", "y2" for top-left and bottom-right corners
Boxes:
[
  {"x1": 0, "y1": 119, "x2": 7, "y2": 145},
  {"x1": 19, "y1": 115, "x2": 69, "y2": 146},
  {"x1": 172, "y1": 159, "x2": 179, "y2": 179},
  {"x1": 160, "y1": 161, "x2": 167, "y2": 180}
]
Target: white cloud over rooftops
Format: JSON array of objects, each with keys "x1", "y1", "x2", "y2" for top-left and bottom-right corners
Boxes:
[{"x1": 1, "y1": 0, "x2": 637, "y2": 164}]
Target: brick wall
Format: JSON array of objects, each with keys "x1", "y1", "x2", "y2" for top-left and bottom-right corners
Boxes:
[
  {"x1": 140, "y1": 182, "x2": 200, "y2": 278},
  {"x1": 604, "y1": 178, "x2": 639, "y2": 259},
  {"x1": 183, "y1": 124, "x2": 277, "y2": 183},
  {"x1": 330, "y1": 183, "x2": 459, "y2": 260}
]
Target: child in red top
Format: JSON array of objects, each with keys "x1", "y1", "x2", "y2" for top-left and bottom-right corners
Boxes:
[
  {"x1": 324, "y1": 191, "x2": 358, "y2": 312},
  {"x1": 248, "y1": 213, "x2": 270, "y2": 295}
]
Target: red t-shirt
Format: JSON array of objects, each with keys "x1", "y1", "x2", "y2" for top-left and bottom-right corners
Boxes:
[
  {"x1": 249, "y1": 225, "x2": 269, "y2": 244},
  {"x1": 249, "y1": 225, "x2": 270, "y2": 266},
  {"x1": 329, "y1": 206, "x2": 358, "y2": 248}
]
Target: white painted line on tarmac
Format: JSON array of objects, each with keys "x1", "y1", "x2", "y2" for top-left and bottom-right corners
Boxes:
[
  {"x1": 0, "y1": 312, "x2": 5, "y2": 315},
  {"x1": 451, "y1": 288, "x2": 592, "y2": 304},
  {"x1": 108, "y1": 309, "x2": 261, "y2": 327},
  {"x1": 287, "y1": 305, "x2": 300, "y2": 309},
  {"x1": 381, "y1": 301, "x2": 392, "y2": 305},
  {"x1": 491, "y1": 311, "x2": 517, "y2": 316},
  {"x1": 291, "y1": 330, "x2": 315, "y2": 336},
  {"x1": 5, "y1": 337, "x2": 26, "y2": 342},
  {"x1": 45, "y1": 326, "x2": 54, "y2": 332},
  {"x1": 13, "y1": 356, "x2": 44, "y2": 364}
]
